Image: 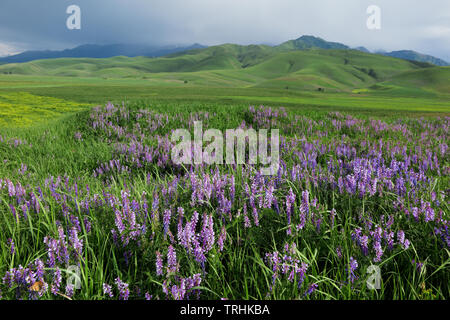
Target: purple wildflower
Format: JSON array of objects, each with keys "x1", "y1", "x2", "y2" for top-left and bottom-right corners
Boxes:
[
  {"x1": 193, "y1": 240, "x2": 206, "y2": 265},
  {"x1": 348, "y1": 257, "x2": 358, "y2": 283},
  {"x1": 103, "y1": 283, "x2": 114, "y2": 298},
  {"x1": 218, "y1": 226, "x2": 226, "y2": 252},
  {"x1": 156, "y1": 251, "x2": 164, "y2": 276},
  {"x1": 163, "y1": 209, "x2": 172, "y2": 236},
  {"x1": 425, "y1": 205, "x2": 435, "y2": 222},
  {"x1": 412, "y1": 259, "x2": 424, "y2": 273},
  {"x1": 167, "y1": 245, "x2": 178, "y2": 274},
  {"x1": 373, "y1": 240, "x2": 383, "y2": 262},
  {"x1": 286, "y1": 188, "x2": 296, "y2": 224},
  {"x1": 115, "y1": 277, "x2": 130, "y2": 300},
  {"x1": 305, "y1": 283, "x2": 318, "y2": 296},
  {"x1": 51, "y1": 268, "x2": 62, "y2": 295},
  {"x1": 336, "y1": 247, "x2": 342, "y2": 259},
  {"x1": 65, "y1": 284, "x2": 74, "y2": 298},
  {"x1": 68, "y1": 227, "x2": 83, "y2": 259},
  {"x1": 200, "y1": 214, "x2": 215, "y2": 252},
  {"x1": 34, "y1": 259, "x2": 45, "y2": 281},
  {"x1": 243, "y1": 203, "x2": 251, "y2": 228}
]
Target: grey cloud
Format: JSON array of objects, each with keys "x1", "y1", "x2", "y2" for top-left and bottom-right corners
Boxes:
[{"x1": 0, "y1": 0, "x2": 449, "y2": 61}]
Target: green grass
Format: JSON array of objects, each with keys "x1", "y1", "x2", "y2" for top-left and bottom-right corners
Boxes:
[
  {"x1": 225, "y1": 93, "x2": 450, "y2": 113},
  {"x1": 0, "y1": 101, "x2": 448, "y2": 300},
  {"x1": 0, "y1": 72, "x2": 448, "y2": 128}
]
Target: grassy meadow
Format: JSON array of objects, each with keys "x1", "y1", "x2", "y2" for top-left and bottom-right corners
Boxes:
[{"x1": 0, "y1": 45, "x2": 449, "y2": 300}]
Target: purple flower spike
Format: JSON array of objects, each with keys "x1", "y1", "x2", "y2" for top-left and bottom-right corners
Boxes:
[
  {"x1": 156, "y1": 251, "x2": 164, "y2": 276},
  {"x1": 103, "y1": 283, "x2": 114, "y2": 298},
  {"x1": 305, "y1": 283, "x2": 318, "y2": 296},
  {"x1": 115, "y1": 277, "x2": 130, "y2": 300}
]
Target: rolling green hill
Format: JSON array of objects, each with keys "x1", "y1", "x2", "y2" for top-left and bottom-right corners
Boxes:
[
  {"x1": 367, "y1": 67, "x2": 450, "y2": 97},
  {"x1": 0, "y1": 41, "x2": 446, "y2": 94},
  {"x1": 240, "y1": 49, "x2": 426, "y2": 91}
]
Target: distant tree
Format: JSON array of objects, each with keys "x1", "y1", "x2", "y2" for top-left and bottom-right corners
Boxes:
[
  {"x1": 288, "y1": 60, "x2": 295, "y2": 70},
  {"x1": 368, "y1": 68, "x2": 378, "y2": 79},
  {"x1": 184, "y1": 80, "x2": 188, "y2": 84},
  {"x1": 344, "y1": 58, "x2": 349, "y2": 65}
]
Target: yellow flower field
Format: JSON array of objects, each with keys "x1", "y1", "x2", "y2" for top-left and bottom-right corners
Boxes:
[{"x1": 0, "y1": 92, "x2": 87, "y2": 128}]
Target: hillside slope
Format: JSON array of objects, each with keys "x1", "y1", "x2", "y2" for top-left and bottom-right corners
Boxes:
[
  {"x1": 0, "y1": 44, "x2": 443, "y2": 93},
  {"x1": 369, "y1": 67, "x2": 450, "y2": 97},
  {"x1": 242, "y1": 49, "x2": 425, "y2": 91}
]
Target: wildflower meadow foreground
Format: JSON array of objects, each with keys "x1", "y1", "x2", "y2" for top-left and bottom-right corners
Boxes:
[{"x1": 0, "y1": 103, "x2": 448, "y2": 300}]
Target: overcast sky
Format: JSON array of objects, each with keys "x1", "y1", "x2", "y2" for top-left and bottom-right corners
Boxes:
[{"x1": 0, "y1": 0, "x2": 449, "y2": 61}]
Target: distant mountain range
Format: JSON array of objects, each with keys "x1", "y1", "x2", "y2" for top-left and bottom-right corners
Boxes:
[
  {"x1": 275, "y1": 36, "x2": 448, "y2": 66},
  {"x1": 378, "y1": 50, "x2": 449, "y2": 67},
  {"x1": 0, "y1": 35, "x2": 448, "y2": 67},
  {"x1": 0, "y1": 43, "x2": 206, "y2": 64}
]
